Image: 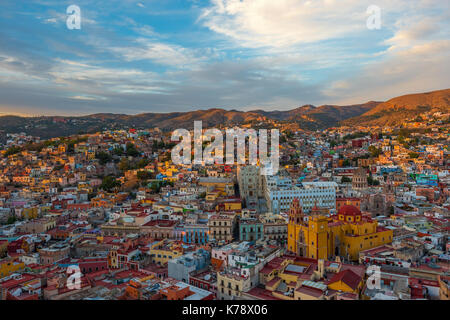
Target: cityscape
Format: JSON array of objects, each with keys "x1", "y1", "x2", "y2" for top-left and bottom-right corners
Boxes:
[{"x1": 0, "y1": 0, "x2": 449, "y2": 308}]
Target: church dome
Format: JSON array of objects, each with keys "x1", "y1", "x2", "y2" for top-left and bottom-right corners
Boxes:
[{"x1": 338, "y1": 205, "x2": 361, "y2": 217}]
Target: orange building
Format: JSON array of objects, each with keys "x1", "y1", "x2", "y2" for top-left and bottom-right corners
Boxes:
[
  {"x1": 336, "y1": 198, "x2": 361, "y2": 212},
  {"x1": 160, "y1": 283, "x2": 214, "y2": 300}
]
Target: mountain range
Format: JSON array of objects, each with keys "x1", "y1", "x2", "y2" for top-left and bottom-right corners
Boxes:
[
  {"x1": 342, "y1": 88, "x2": 450, "y2": 127},
  {"x1": 0, "y1": 88, "x2": 448, "y2": 140}
]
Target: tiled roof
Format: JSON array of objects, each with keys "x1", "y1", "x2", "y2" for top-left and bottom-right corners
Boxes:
[{"x1": 327, "y1": 269, "x2": 361, "y2": 290}]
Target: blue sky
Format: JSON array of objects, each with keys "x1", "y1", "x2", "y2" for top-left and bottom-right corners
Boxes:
[{"x1": 0, "y1": 0, "x2": 449, "y2": 116}]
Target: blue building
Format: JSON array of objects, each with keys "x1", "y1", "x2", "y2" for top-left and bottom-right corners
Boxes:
[
  {"x1": 239, "y1": 218, "x2": 264, "y2": 242},
  {"x1": 183, "y1": 224, "x2": 209, "y2": 244}
]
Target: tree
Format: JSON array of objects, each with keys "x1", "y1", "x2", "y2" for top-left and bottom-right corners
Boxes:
[
  {"x1": 67, "y1": 142, "x2": 75, "y2": 153},
  {"x1": 113, "y1": 147, "x2": 123, "y2": 156},
  {"x1": 367, "y1": 175, "x2": 380, "y2": 186},
  {"x1": 137, "y1": 170, "x2": 151, "y2": 181},
  {"x1": 119, "y1": 158, "x2": 130, "y2": 171},
  {"x1": 389, "y1": 206, "x2": 395, "y2": 215},
  {"x1": 408, "y1": 152, "x2": 419, "y2": 159},
  {"x1": 368, "y1": 146, "x2": 382, "y2": 158},
  {"x1": 96, "y1": 151, "x2": 112, "y2": 165},
  {"x1": 341, "y1": 176, "x2": 351, "y2": 183},
  {"x1": 126, "y1": 143, "x2": 139, "y2": 157},
  {"x1": 100, "y1": 176, "x2": 121, "y2": 192},
  {"x1": 150, "y1": 181, "x2": 161, "y2": 193},
  {"x1": 4, "y1": 146, "x2": 21, "y2": 157},
  {"x1": 6, "y1": 215, "x2": 16, "y2": 225},
  {"x1": 398, "y1": 128, "x2": 410, "y2": 139},
  {"x1": 137, "y1": 158, "x2": 149, "y2": 169}
]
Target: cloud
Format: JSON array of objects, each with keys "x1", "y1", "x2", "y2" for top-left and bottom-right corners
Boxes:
[
  {"x1": 197, "y1": 0, "x2": 449, "y2": 105},
  {"x1": 321, "y1": 1, "x2": 450, "y2": 103},
  {"x1": 200, "y1": 0, "x2": 446, "y2": 49},
  {"x1": 325, "y1": 39, "x2": 450, "y2": 104},
  {"x1": 0, "y1": 0, "x2": 448, "y2": 116},
  {"x1": 384, "y1": 16, "x2": 447, "y2": 51},
  {"x1": 110, "y1": 38, "x2": 204, "y2": 67},
  {"x1": 0, "y1": 52, "x2": 323, "y2": 115},
  {"x1": 70, "y1": 95, "x2": 107, "y2": 101},
  {"x1": 199, "y1": 0, "x2": 373, "y2": 48}
]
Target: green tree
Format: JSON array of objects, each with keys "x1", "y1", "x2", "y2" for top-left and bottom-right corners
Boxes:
[
  {"x1": 368, "y1": 146, "x2": 382, "y2": 158},
  {"x1": 408, "y1": 152, "x2": 419, "y2": 159},
  {"x1": 137, "y1": 158, "x2": 149, "y2": 169},
  {"x1": 96, "y1": 151, "x2": 112, "y2": 165},
  {"x1": 6, "y1": 215, "x2": 16, "y2": 225},
  {"x1": 4, "y1": 146, "x2": 22, "y2": 157},
  {"x1": 113, "y1": 147, "x2": 123, "y2": 155},
  {"x1": 367, "y1": 175, "x2": 380, "y2": 186},
  {"x1": 126, "y1": 143, "x2": 140, "y2": 157},
  {"x1": 100, "y1": 176, "x2": 121, "y2": 192},
  {"x1": 137, "y1": 170, "x2": 151, "y2": 181},
  {"x1": 342, "y1": 159, "x2": 351, "y2": 167},
  {"x1": 150, "y1": 181, "x2": 161, "y2": 193},
  {"x1": 341, "y1": 176, "x2": 351, "y2": 183}
]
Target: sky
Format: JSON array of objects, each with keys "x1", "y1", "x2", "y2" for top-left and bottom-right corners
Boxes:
[{"x1": 0, "y1": 0, "x2": 449, "y2": 116}]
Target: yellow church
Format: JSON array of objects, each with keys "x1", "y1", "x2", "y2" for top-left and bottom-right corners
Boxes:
[{"x1": 287, "y1": 198, "x2": 393, "y2": 261}]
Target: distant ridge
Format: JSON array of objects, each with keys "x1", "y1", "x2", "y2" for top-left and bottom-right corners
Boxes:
[
  {"x1": 0, "y1": 88, "x2": 448, "y2": 140},
  {"x1": 341, "y1": 89, "x2": 450, "y2": 127}
]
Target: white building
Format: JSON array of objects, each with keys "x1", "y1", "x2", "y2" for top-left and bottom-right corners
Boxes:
[{"x1": 264, "y1": 178, "x2": 336, "y2": 214}]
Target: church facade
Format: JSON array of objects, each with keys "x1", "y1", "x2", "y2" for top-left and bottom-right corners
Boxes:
[{"x1": 287, "y1": 198, "x2": 393, "y2": 261}]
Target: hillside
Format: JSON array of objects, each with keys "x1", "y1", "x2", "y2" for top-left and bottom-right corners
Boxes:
[
  {"x1": 1, "y1": 88, "x2": 448, "y2": 140},
  {"x1": 342, "y1": 89, "x2": 450, "y2": 127},
  {"x1": 0, "y1": 104, "x2": 375, "y2": 140}
]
